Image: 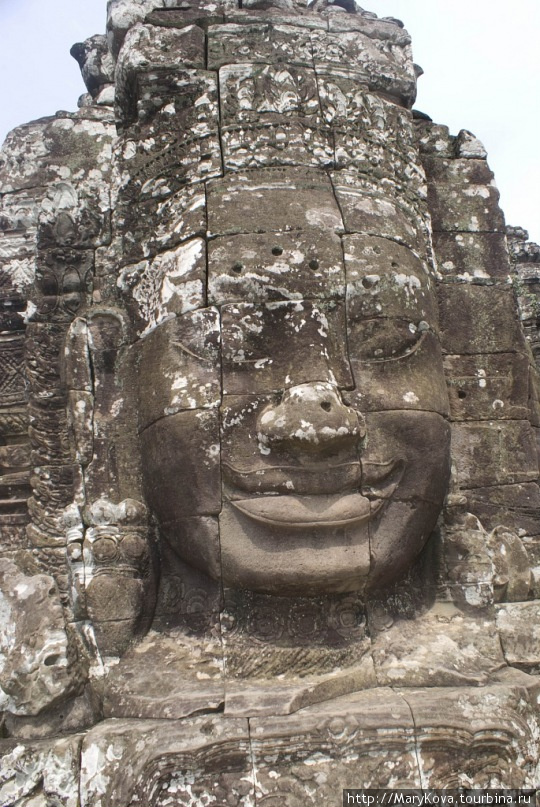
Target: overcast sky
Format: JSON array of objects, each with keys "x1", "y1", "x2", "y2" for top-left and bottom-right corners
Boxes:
[{"x1": 1, "y1": 0, "x2": 538, "y2": 242}]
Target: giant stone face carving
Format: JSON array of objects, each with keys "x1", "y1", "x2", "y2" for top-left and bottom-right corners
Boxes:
[
  {"x1": 139, "y1": 233, "x2": 451, "y2": 595},
  {"x1": 116, "y1": 1, "x2": 453, "y2": 598},
  {"x1": 2, "y1": 0, "x2": 540, "y2": 800}
]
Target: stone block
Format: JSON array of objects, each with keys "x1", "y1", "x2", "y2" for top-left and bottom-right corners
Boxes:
[
  {"x1": 331, "y1": 170, "x2": 427, "y2": 253},
  {"x1": 372, "y1": 608, "x2": 505, "y2": 687},
  {"x1": 206, "y1": 166, "x2": 344, "y2": 237},
  {"x1": 140, "y1": 408, "x2": 221, "y2": 518},
  {"x1": 28, "y1": 397, "x2": 71, "y2": 467},
  {"x1": 423, "y1": 155, "x2": 494, "y2": 186},
  {"x1": 427, "y1": 180, "x2": 505, "y2": 234},
  {"x1": 67, "y1": 390, "x2": 94, "y2": 465},
  {"x1": 219, "y1": 63, "x2": 321, "y2": 125},
  {"x1": 219, "y1": 495, "x2": 371, "y2": 595},
  {"x1": 311, "y1": 31, "x2": 416, "y2": 106},
  {"x1": 33, "y1": 246, "x2": 95, "y2": 322},
  {"x1": 444, "y1": 353, "x2": 530, "y2": 421},
  {"x1": 118, "y1": 238, "x2": 206, "y2": 336},
  {"x1": 158, "y1": 515, "x2": 221, "y2": 582},
  {"x1": 221, "y1": 119, "x2": 334, "y2": 172},
  {"x1": 117, "y1": 127, "x2": 221, "y2": 212},
  {"x1": 208, "y1": 22, "x2": 313, "y2": 69},
  {"x1": 406, "y1": 682, "x2": 540, "y2": 788},
  {"x1": 0, "y1": 734, "x2": 82, "y2": 807},
  {"x1": 152, "y1": 539, "x2": 222, "y2": 621},
  {"x1": 497, "y1": 602, "x2": 540, "y2": 667},
  {"x1": 221, "y1": 300, "x2": 352, "y2": 395},
  {"x1": 438, "y1": 284, "x2": 526, "y2": 354},
  {"x1": 326, "y1": 13, "x2": 411, "y2": 38},
  {"x1": 208, "y1": 230, "x2": 345, "y2": 304},
  {"x1": 0, "y1": 559, "x2": 83, "y2": 717},
  {"x1": 0, "y1": 116, "x2": 114, "y2": 198},
  {"x1": 118, "y1": 182, "x2": 207, "y2": 263},
  {"x1": 363, "y1": 411, "x2": 451, "y2": 589},
  {"x1": 433, "y1": 231, "x2": 511, "y2": 279},
  {"x1": 344, "y1": 233, "x2": 437, "y2": 320},
  {"x1": 25, "y1": 322, "x2": 70, "y2": 400},
  {"x1": 221, "y1": 389, "x2": 360, "y2": 498},
  {"x1": 348, "y1": 330, "x2": 449, "y2": 415},
  {"x1": 115, "y1": 24, "x2": 206, "y2": 122},
  {"x1": 414, "y1": 121, "x2": 454, "y2": 157},
  {"x1": 0, "y1": 518, "x2": 29, "y2": 553},
  {"x1": 455, "y1": 129, "x2": 488, "y2": 159},
  {"x1": 145, "y1": 2, "x2": 225, "y2": 31},
  {"x1": 102, "y1": 626, "x2": 224, "y2": 720},
  {"x1": 452, "y1": 420, "x2": 539, "y2": 489},
  {"x1": 134, "y1": 307, "x2": 221, "y2": 431},
  {"x1": 488, "y1": 526, "x2": 532, "y2": 603},
  {"x1": 80, "y1": 717, "x2": 253, "y2": 807},
  {"x1": 250, "y1": 689, "x2": 421, "y2": 795},
  {"x1": 226, "y1": 7, "x2": 327, "y2": 30},
  {"x1": 467, "y1": 482, "x2": 540, "y2": 536}
]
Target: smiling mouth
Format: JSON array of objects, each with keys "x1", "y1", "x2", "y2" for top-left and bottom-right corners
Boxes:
[{"x1": 227, "y1": 460, "x2": 404, "y2": 529}]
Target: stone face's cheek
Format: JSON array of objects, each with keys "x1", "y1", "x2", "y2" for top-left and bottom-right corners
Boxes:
[
  {"x1": 347, "y1": 329, "x2": 449, "y2": 415},
  {"x1": 364, "y1": 411, "x2": 451, "y2": 590},
  {"x1": 140, "y1": 409, "x2": 222, "y2": 521},
  {"x1": 136, "y1": 310, "x2": 223, "y2": 575},
  {"x1": 134, "y1": 307, "x2": 222, "y2": 431}
]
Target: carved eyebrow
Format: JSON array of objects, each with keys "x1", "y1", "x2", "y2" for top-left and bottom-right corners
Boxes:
[{"x1": 172, "y1": 340, "x2": 210, "y2": 363}]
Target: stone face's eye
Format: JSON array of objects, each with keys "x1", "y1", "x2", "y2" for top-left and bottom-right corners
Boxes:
[{"x1": 352, "y1": 318, "x2": 427, "y2": 362}]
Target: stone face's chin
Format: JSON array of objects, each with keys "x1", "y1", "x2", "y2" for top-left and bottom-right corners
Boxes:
[
  {"x1": 215, "y1": 457, "x2": 407, "y2": 593},
  {"x1": 218, "y1": 499, "x2": 372, "y2": 595}
]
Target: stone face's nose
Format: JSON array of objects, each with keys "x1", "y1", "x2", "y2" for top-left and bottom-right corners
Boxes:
[{"x1": 257, "y1": 382, "x2": 365, "y2": 454}]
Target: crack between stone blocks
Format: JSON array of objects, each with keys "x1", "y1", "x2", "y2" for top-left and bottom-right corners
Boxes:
[
  {"x1": 338, "y1": 234, "x2": 357, "y2": 397},
  {"x1": 494, "y1": 622, "x2": 510, "y2": 672},
  {"x1": 247, "y1": 715, "x2": 259, "y2": 807},
  {"x1": 432, "y1": 228, "x2": 505, "y2": 237},
  {"x1": 77, "y1": 733, "x2": 84, "y2": 807},
  {"x1": 459, "y1": 479, "x2": 538, "y2": 492},
  {"x1": 215, "y1": 67, "x2": 226, "y2": 177},
  {"x1": 326, "y1": 170, "x2": 346, "y2": 235},
  {"x1": 309, "y1": 36, "x2": 327, "y2": 150},
  {"x1": 394, "y1": 688, "x2": 427, "y2": 790},
  {"x1": 0, "y1": 184, "x2": 47, "y2": 197}
]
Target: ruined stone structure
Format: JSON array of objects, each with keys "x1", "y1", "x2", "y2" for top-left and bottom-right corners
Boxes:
[{"x1": 1, "y1": 0, "x2": 540, "y2": 803}]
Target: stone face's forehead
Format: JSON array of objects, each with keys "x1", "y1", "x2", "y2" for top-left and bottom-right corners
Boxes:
[{"x1": 344, "y1": 234, "x2": 437, "y2": 322}]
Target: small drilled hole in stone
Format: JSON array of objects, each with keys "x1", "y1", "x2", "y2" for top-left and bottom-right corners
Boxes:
[
  {"x1": 309, "y1": 259, "x2": 320, "y2": 271},
  {"x1": 391, "y1": 261, "x2": 399, "y2": 268},
  {"x1": 44, "y1": 654, "x2": 60, "y2": 667},
  {"x1": 272, "y1": 246, "x2": 283, "y2": 256},
  {"x1": 458, "y1": 390, "x2": 467, "y2": 399},
  {"x1": 232, "y1": 262, "x2": 243, "y2": 274},
  {"x1": 321, "y1": 401, "x2": 332, "y2": 412}
]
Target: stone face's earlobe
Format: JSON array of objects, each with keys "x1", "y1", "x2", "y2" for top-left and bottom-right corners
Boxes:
[{"x1": 82, "y1": 499, "x2": 155, "y2": 657}]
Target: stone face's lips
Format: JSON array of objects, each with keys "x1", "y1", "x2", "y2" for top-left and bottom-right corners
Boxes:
[
  {"x1": 227, "y1": 459, "x2": 405, "y2": 528},
  {"x1": 225, "y1": 460, "x2": 405, "y2": 529},
  {"x1": 223, "y1": 460, "x2": 362, "y2": 496},
  {"x1": 230, "y1": 492, "x2": 375, "y2": 528}
]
